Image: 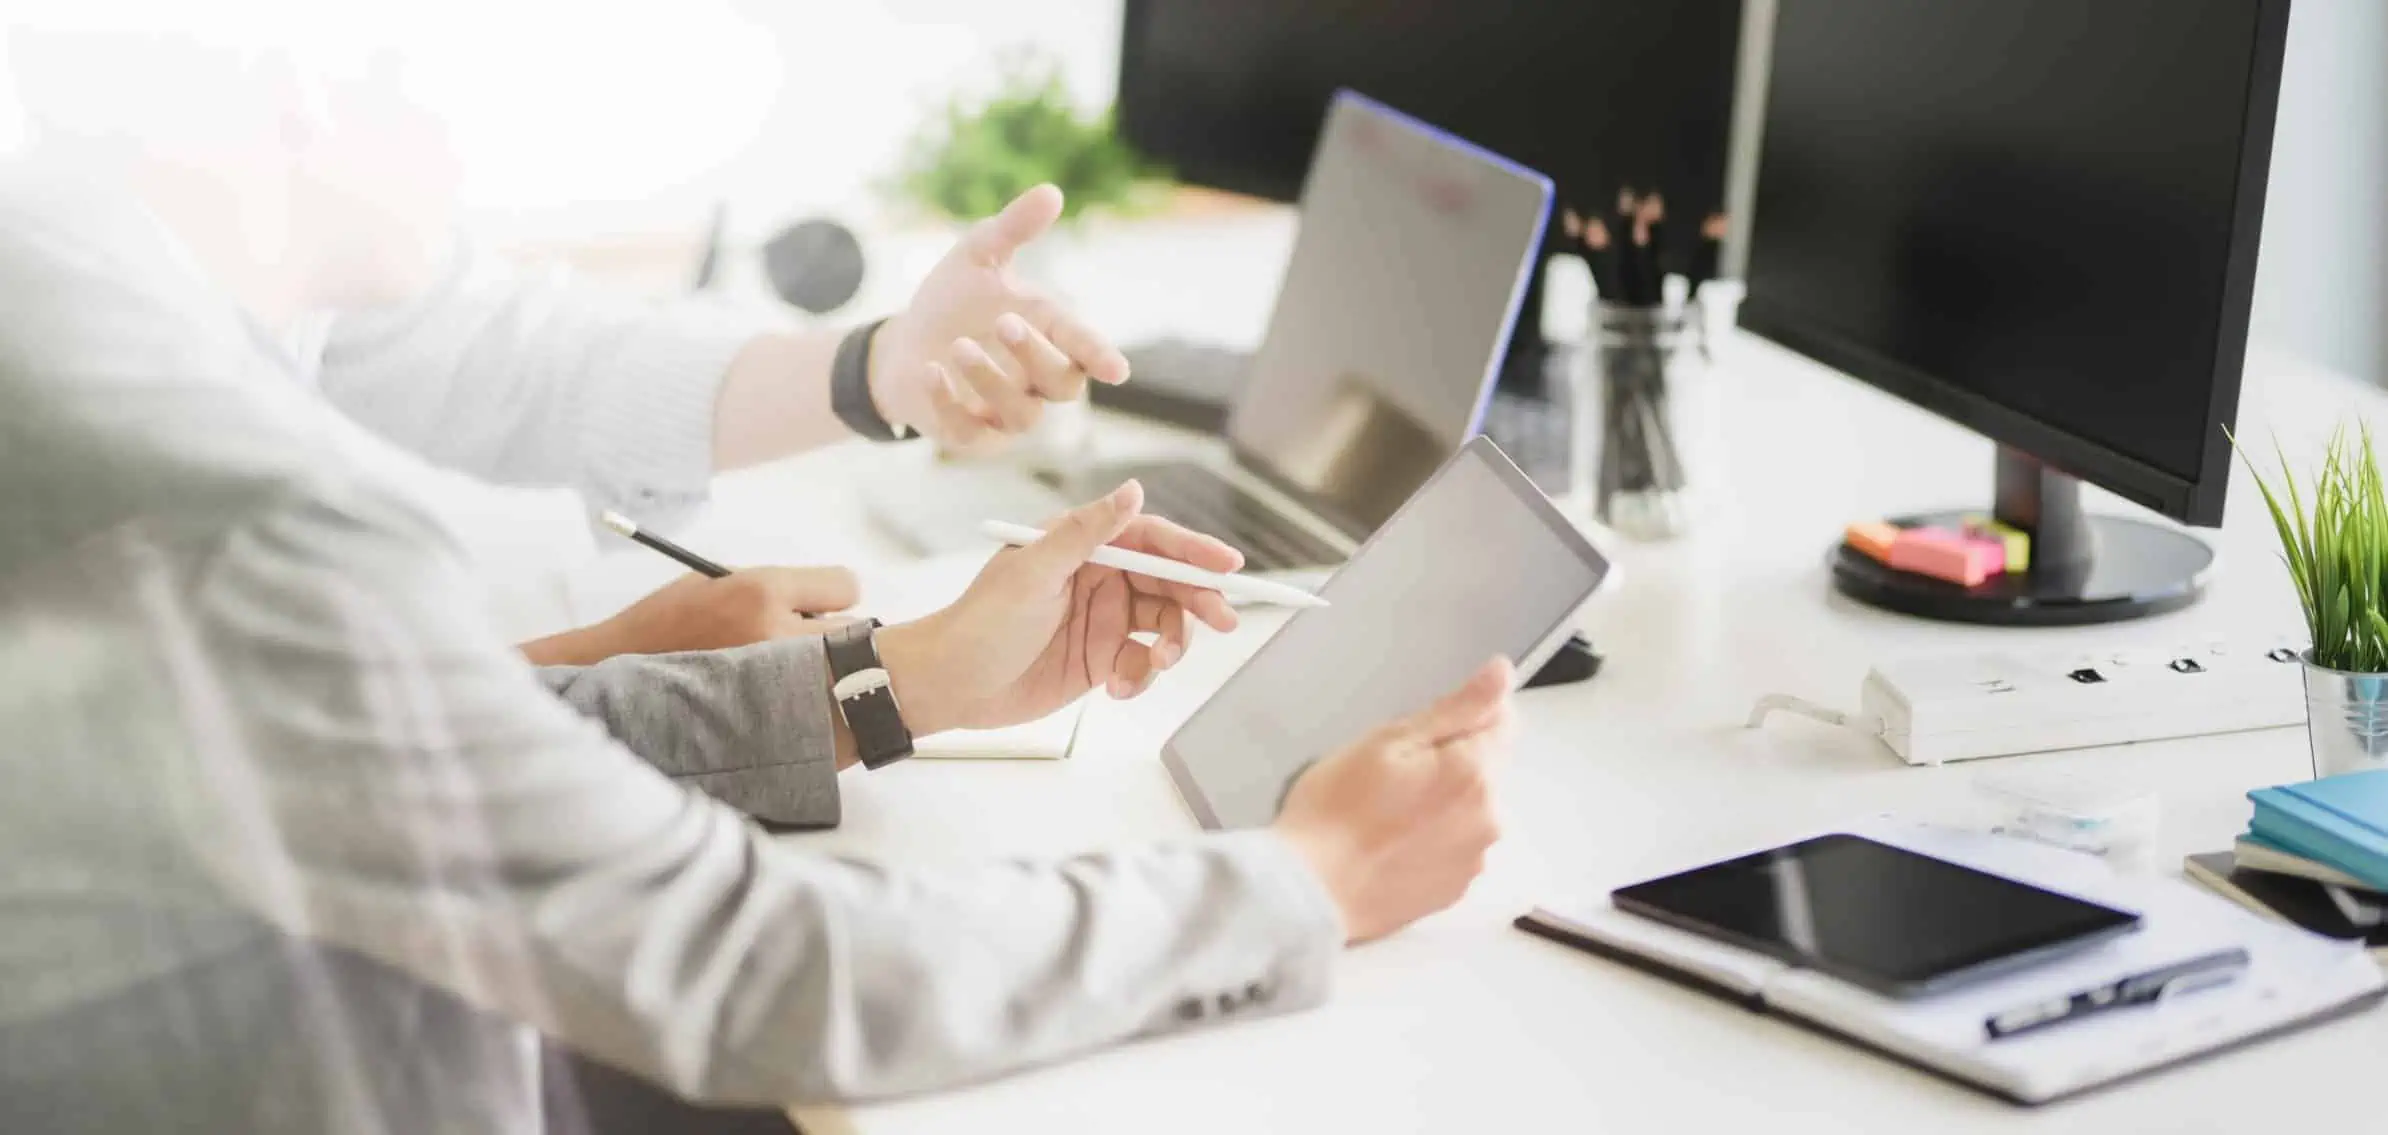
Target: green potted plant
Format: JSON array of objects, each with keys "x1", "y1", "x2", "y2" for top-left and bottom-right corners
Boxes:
[
  {"x1": 892, "y1": 51, "x2": 1164, "y2": 276},
  {"x1": 2241, "y1": 425, "x2": 2388, "y2": 777}
]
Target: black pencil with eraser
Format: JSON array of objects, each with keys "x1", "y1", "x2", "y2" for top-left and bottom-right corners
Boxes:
[{"x1": 599, "y1": 511, "x2": 731, "y2": 578}]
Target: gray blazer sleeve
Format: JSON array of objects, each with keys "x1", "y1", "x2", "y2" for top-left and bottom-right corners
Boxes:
[
  {"x1": 537, "y1": 642, "x2": 844, "y2": 829},
  {"x1": 179, "y1": 475, "x2": 1343, "y2": 1107}
]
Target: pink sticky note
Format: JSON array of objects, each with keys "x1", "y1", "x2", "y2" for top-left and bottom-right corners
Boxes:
[
  {"x1": 1964, "y1": 533, "x2": 2012, "y2": 577},
  {"x1": 1889, "y1": 528, "x2": 2002, "y2": 587}
]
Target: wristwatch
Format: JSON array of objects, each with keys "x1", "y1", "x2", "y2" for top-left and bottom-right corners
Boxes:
[
  {"x1": 831, "y1": 318, "x2": 909, "y2": 441},
  {"x1": 825, "y1": 618, "x2": 915, "y2": 770}
]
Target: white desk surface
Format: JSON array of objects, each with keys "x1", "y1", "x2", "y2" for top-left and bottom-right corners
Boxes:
[{"x1": 561, "y1": 327, "x2": 2385, "y2": 1134}]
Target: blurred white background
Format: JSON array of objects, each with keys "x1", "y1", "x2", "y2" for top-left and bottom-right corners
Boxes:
[
  {"x1": 0, "y1": 0, "x2": 1127, "y2": 251},
  {"x1": 4, "y1": 0, "x2": 2381, "y2": 637},
  {"x1": 0, "y1": 0, "x2": 1291, "y2": 341},
  {"x1": 0, "y1": 0, "x2": 1289, "y2": 637},
  {"x1": 8, "y1": 0, "x2": 2379, "y2": 367}
]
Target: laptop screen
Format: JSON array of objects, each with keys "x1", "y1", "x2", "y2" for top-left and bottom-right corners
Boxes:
[{"x1": 1225, "y1": 91, "x2": 1553, "y2": 540}]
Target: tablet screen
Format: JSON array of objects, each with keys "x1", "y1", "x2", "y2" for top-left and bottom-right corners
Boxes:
[
  {"x1": 1612, "y1": 834, "x2": 2144, "y2": 997},
  {"x1": 1163, "y1": 439, "x2": 1609, "y2": 829}
]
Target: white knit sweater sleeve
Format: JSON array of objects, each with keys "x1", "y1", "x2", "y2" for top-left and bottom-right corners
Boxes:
[{"x1": 314, "y1": 257, "x2": 781, "y2": 529}]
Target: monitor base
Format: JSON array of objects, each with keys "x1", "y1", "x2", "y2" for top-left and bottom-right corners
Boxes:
[{"x1": 1831, "y1": 510, "x2": 2211, "y2": 626}]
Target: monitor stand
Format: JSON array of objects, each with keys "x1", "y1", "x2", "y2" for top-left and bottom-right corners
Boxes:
[{"x1": 1830, "y1": 449, "x2": 2212, "y2": 626}]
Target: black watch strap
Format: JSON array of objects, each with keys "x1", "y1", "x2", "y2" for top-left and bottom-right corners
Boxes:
[
  {"x1": 831, "y1": 318, "x2": 908, "y2": 442},
  {"x1": 825, "y1": 618, "x2": 914, "y2": 770}
]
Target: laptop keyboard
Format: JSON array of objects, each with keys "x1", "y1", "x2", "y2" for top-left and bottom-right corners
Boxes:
[{"x1": 1105, "y1": 462, "x2": 1343, "y2": 572}]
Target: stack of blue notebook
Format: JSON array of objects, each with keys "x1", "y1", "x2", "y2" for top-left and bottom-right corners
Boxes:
[{"x1": 2246, "y1": 769, "x2": 2388, "y2": 893}]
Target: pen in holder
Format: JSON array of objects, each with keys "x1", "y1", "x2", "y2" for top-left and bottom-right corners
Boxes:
[{"x1": 1572, "y1": 300, "x2": 1699, "y2": 540}]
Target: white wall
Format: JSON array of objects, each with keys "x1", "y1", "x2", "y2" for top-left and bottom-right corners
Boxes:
[
  {"x1": 435, "y1": 0, "x2": 1129, "y2": 250},
  {"x1": 2247, "y1": 0, "x2": 2388, "y2": 387}
]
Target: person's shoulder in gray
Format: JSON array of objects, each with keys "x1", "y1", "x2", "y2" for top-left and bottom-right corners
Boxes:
[{"x1": 0, "y1": 164, "x2": 1512, "y2": 1134}]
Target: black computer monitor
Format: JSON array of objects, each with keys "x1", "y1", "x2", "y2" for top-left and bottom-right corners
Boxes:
[
  {"x1": 1739, "y1": 0, "x2": 2289, "y2": 625},
  {"x1": 1117, "y1": 0, "x2": 1743, "y2": 393}
]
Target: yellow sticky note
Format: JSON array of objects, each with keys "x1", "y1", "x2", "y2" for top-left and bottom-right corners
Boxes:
[{"x1": 1963, "y1": 517, "x2": 2031, "y2": 573}]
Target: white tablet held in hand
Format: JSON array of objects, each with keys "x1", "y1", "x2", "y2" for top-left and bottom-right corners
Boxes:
[{"x1": 1161, "y1": 437, "x2": 1614, "y2": 830}]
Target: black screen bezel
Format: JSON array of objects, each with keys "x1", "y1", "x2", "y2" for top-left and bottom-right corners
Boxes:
[{"x1": 1735, "y1": 0, "x2": 2291, "y2": 527}]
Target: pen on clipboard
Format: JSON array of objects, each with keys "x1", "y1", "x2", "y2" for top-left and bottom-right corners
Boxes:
[
  {"x1": 1982, "y1": 948, "x2": 2250, "y2": 1041},
  {"x1": 599, "y1": 511, "x2": 731, "y2": 578},
  {"x1": 977, "y1": 520, "x2": 1329, "y2": 609}
]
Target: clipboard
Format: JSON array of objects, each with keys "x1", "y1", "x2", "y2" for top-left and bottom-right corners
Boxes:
[{"x1": 1518, "y1": 823, "x2": 2387, "y2": 1106}]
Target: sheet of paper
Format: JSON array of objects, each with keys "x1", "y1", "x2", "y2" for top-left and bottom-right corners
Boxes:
[
  {"x1": 914, "y1": 703, "x2": 1085, "y2": 761},
  {"x1": 855, "y1": 552, "x2": 993, "y2": 624}
]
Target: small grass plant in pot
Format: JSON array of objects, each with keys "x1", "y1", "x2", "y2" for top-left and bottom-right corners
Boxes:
[
  {"x1": 890, "y1": 51, "x2": 1164, "y2": 465},
  {"x1": 893, "y1": 52, "x2": 1162, "y2": 250},
  {"x1": 2239, "y1": 425, "x2": 2388, "y2": 777}
]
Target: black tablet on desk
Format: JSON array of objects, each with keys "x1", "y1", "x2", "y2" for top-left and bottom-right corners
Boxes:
[{"x1": 1613, "y1": 834, "x2": 2144, "y2": 998}]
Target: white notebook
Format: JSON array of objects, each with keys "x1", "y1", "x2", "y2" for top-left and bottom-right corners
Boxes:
[
  {"x1": 913, "y1": 704, "x2": 1084, "y2": 761},
  {"x1": 1520, "y1": 823, "x2": 2386, "y2": 1105}
]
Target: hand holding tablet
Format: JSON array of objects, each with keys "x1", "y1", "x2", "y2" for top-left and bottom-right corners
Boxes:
[{"x1": 1163, "y1": 438, "x2": 1613, "y2": 829}]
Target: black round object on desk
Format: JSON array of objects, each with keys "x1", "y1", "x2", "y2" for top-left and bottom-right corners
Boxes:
[
  {"x1": 1830, "y1": 510, "x2": 2211, "y2": 626},
  {"x1": 762, "y1": 218, "x2": 866, "y2": 314}
]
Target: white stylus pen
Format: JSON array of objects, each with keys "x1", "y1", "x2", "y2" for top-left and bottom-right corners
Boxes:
[{"x1": 977, "y1": 520, "x2": 1331, "y2": 609}]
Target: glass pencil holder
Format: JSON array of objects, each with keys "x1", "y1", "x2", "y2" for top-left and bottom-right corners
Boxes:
[{"x1": 1570, "y1": 301, "x2": 1705, "y2": 540}]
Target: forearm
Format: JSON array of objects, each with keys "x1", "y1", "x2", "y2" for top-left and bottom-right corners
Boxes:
[
  {"x1": 316, "y1": 257, "x2": 778, "y2": 525},
  {"x1": 518, "y1": 623, "x2": 618, "y2": 667},
  {"x1": 190, "y1": 477, "x2": 1343, "y2": 1112},
  {"x1": 739, "y1": 830, "x2": 1341, "y2": 1105},
  {"x1": 709, "y1": 327, "x2": 855, "y2": 470},
  {"x1": 537, "y1": 638, "x2": 855, "y2": 828}
]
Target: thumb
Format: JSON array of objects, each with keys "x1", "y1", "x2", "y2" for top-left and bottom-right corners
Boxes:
[
  {"x1": 1020, "y1": 480, "x2": 1144, "y2": 580},
  {"x1": 965, "y1": 184, "x2": 1065, "y2": 265},
  {"x1": 1404, "y1": 657, "x2": 1514, "y2": 743}
]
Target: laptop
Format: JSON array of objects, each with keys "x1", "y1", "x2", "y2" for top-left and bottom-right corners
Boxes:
[{"x1": 869, "y1": 90, "x2": 1553, "y2": 578}]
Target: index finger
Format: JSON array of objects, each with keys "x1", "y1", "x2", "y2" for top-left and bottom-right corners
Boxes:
[
  {"x1": 1024, "y1": 296, "x2": 1130, "y2": 386},
  {"x1": 1110, "y1": 514, "x2": 1244, "y2": 573}
]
